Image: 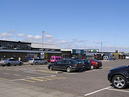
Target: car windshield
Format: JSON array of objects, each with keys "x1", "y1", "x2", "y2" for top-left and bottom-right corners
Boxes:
[
  {"x1": 35, "y1": 59, "x2": 43, "y2": 60},
  {"x1": 9, "y1": 59, "x2": 17, "y2": 61}
]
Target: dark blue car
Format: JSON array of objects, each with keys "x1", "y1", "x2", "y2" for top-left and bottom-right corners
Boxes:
[
  {"x1": 108, "y1": 65, "x2": 129, "y2": 89},
  {"x1": 48, "y1": 59, "x2": 84, "y2": 73}
]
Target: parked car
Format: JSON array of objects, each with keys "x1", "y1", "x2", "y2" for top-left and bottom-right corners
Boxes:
[
  {"x1": 0, "y1": 58, "x2": 23, "y2": 66},
  {"x1": 28, "y1": 58, "x2": 48, "y2": 65},
  {"x1": 74, "y1": 59, "x2": 91, "y2": 70},
  {"x1": 82, "y1": 59, "x2": 93, "y2": 70},
  {"x1": 48, "y1": 59, "x2": 84, "y2": 72},
  {"x1": 108, "y1": 65, "x2": 129, "y2": 89},
  {"x1": 125, "y1": 56, "x2": 129, "y2": 59},
  {"x1": 49, "y1": 56, "x2": 62, "y2": 63},
  {"x1": 89, "y1": 59, "x2": 102, "y2": 69}
]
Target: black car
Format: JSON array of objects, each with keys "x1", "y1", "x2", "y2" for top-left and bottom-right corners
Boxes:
[
  {"x1": 75, "y1": 59, "x2": 91, "y2": 70},
  {"x1": 108, "y1": 65, "x2": 129, "y2": 89},
  {"x1": 48, "y1": 59, "x2": 84, "y2": 73},
  {"x1": 82, "y1": 59, "x2": 92, "y2": 70}
]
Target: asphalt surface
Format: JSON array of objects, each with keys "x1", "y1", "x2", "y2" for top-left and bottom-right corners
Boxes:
[{"x1": 0, "y1": 60, "x2": 129, "y2": 97}]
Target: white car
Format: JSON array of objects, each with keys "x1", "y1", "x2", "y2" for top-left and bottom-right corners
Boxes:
[
  {"x1": 0, "y1": 58, "x2": 23, "y2": 66},
  {"x1": 125, "y1": 56, "x2": 129, "y2": 59},
  {"x1": 28, "y1": 58, "x2": 48, "y2": 65}
]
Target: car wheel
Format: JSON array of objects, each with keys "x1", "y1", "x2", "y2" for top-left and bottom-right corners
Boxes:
[
  {"x1": 66, "y1": 67, "x2": 72, "y2": 73},
  {"x1": 112, "y1": 75, "x2": 127, "y2": 89},
  {"x1": 19, "y1": 63, "x2": 22, "y2": 66},
  {"x1": 7, "y1": 63, "x2": 11, "y2": 66},
  {"x1": 35, "y1": 62, "x2": 38, "y2": 65},
  {"x1": 44, "y1": 62, "x2": 48, "y2": 65},
  {"x1": 49, "y1": 66, "x2": 53, "y2": 71},
  {"x1": 96, "y1": 67, "x2": 100, "y2": 69},
  {"x1": 2, "y1": 64, "x2": 5, "y2": 67},
  {"x1": 91, "y1": 65, "x2": 94, "y2": 70}
]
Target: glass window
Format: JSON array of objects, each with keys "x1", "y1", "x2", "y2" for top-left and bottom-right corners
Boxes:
[{"x1": 57, "y1": 61, "x2": 62, "y2": 64}]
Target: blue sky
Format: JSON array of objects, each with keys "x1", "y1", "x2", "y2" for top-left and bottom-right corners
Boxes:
[{"x1": 0, "y1": 0, "x2": 129, "y2": 51}]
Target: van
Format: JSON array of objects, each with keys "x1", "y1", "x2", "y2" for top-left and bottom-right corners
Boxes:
[{"x1": 50, "y1": 56, "x2": 62, "y2": 63}]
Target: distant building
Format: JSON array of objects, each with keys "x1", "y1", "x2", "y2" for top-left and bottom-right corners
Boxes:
[
  {"x1": 61, "y1": 49, "x2": 72, "y2": 58},
  {"x1": 0, "y1": 40, "x2": 61, "y2": 61},
  {"x1": 0, "y1": 40, "x2": 31, "y2": 50}
]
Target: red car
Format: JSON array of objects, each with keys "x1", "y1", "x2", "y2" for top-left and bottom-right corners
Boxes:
[{"x1": 89, "y1": 59, "x2": 102, "y2": 69}]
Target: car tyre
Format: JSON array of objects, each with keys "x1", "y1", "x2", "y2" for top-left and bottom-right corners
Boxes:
[
  {"x1": 2, "y1": 64, "x2": 5, "y2": 67},
  {"x1": 66, "y1": 67, "x2": 72, "y2": 73},
  {"x1": 19, "y1": 62, "x2": 22, "y2": 66},
  {"x1": 35, "y1": 62, "x2": 38, "y2": 65},
  {"x1": 7, "y1": 63, "x2": 11, "y2": 66},
  {"x1": 112, "y1": 75, "x2": 127, "y2": 89},
  {"x1": 90, "y1": 65, "x2": 94, "y2": 70},
  {"x1": 49, "y1": 66, "x2": 54, "y2": 71}
]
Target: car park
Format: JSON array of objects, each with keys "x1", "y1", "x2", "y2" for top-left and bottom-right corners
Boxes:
[
  {"x1": 48, "y1": 59, "x2": 84, "y2": 72},
  {"x1": 0, "y1": 58, "x2": 23, "y2": 66},
  {"x1": 108, "y1": 65, "x2": 129, "y2": 89},
  {"x1": 89, "y1": 59, "x2": 102, "y2": 69},
  {"x1": 28, "y1": 58, "x2": 48, "y2": 65}
]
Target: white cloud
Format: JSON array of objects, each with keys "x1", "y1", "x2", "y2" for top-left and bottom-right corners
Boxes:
[
  {"x1": 17, "y1": 33, "x2": 25, "y2": 37},
  {"x1": 45, "y1": 34, "x2": 53, "y2": 38},
  {"x1": 0, "y1": 32, "x2": 12, "y2": 37},
  {"x1": 0, "y1": 31, "x2": 129, "y2": 52}
]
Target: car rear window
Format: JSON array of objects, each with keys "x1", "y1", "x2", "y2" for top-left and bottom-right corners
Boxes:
[
  {"x1": 9, "y1": 59, "x2": 17, "y2": 61},
  {"x1": 76, "y1": 60, "x2": 84, "y2": 64},
  {"x1": 35, "y1": 59, "x2": 43, "y2": 61},
  {"x1": 71, "y1": 60, "x2": 78, "y2": 64}
]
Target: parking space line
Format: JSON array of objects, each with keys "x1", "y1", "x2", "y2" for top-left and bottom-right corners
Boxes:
[
  {"x1": 0, "y1": 77, "x2": 8, "y2": 80},
  {"x1": 13, "y1": 74, "x2": 21, "y2": 76},
  {"x1": 37, "y1": 70, "x2": 60, "y2": 74},
  {"x1": 29, "y1": 77, "x2": 47, "y2": 81},
  {"x1": 3, "y1": 73, "x2": 10, "y2": 75},
  {"x1": 84, "y1": 86, "x2": 111, "y2": 96},
  {"x1": 10, "y1": 75, "x2": 66, "y2": 83},
  {"x1": 107, "y1": 88, "x2": 129, "y2": 93},
  {"x1": 22, "y1": 79, "x2": 35, "y2": 83}
]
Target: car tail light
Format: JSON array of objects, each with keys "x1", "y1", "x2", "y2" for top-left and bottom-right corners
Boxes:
[{"x1": 74, "y1": 64, "x2": 78, "y2": 67}]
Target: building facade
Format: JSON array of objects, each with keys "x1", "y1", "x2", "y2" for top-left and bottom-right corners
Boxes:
[{"x1": 0, "y1": 40, "x2": 61, "y2": 61}]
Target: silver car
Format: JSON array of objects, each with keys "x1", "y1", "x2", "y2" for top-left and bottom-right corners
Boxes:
[
  {"x1": 28, "y1": 58, "x2": 48, "y2": 65},
  {"x1": 0, "y1": 58, "x2": 23, "y2": 66}
]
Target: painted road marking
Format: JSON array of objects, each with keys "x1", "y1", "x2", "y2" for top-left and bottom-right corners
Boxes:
[
  {"x1": 107, "y1": 88, "x2": 129, "y2": 93},
  {"x1": 37, "y1": 70, "x2": 62, "y2": 74},
  {"x1": 22, "y1": 76, "x2": 66, "y2": 83},
  {"x1": 3, "y1": 73, "x2": 10, "y2": 75},
  {"x1": 29, "y1": 77, "x2": 47, "y2": 82},
  {"x1": 22, "y1": 79, "x2": 35, "y2": 83},
  {"x1": 84, "y1": 86, "x2": 111, "y2": 97},
  {"x1": 13, "y1": 74, "x2": 21, "y2": 76},
  {"x1": 11, "y1": 75, "x2": 66, "y2": 82},
  {"x1": 0, "y1": 77, "x2": 8, "y2": 80}
]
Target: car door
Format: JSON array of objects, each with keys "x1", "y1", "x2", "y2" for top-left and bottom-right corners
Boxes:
[
  {"x1": 9, "y1": 59, "x2": 14, "y2": 65},
  {"x1": 59, "y1": 60, "x2": 69, "y2": 70},
  {"x1": 63, "y1": 60, "x2": 71, "y2": 70},
  {"x1": 54, "y1": 60, "x2": 63, "y2": 70},
  {"x1": 127, "y1": 66, "x2": 129, "y2": 81}
]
